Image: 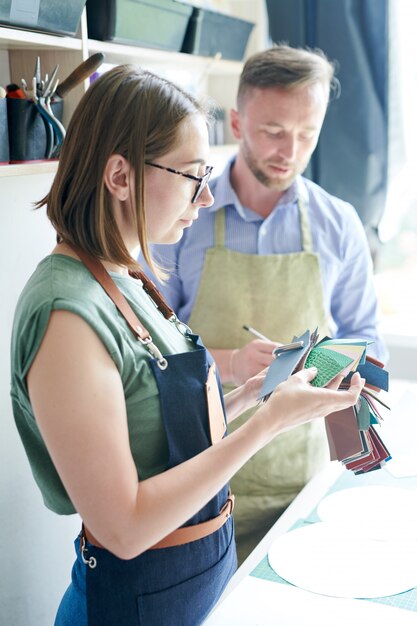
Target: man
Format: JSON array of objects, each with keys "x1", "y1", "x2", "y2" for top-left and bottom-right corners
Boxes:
[{"x1": 144, "y1": 45, "x2": 387, "y2": 563}]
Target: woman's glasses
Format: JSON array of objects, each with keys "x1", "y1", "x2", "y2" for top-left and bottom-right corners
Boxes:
[{"x1": 145, "y1": 161, "x2": 213, "y2": 203}]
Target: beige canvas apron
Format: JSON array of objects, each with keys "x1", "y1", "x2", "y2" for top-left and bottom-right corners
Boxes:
[{"x1": 188, "y1": 187, "x2": 331, "y2": 563}]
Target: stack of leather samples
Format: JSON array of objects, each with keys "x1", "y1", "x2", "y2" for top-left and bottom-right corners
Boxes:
[{"x1": 259, "y1": 329, "x2": 390, "y2": 474}]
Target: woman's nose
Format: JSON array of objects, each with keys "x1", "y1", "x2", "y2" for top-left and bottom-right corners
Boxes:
[{"x1": 195, "y1": 183, "x2": 214, "y2": 208}]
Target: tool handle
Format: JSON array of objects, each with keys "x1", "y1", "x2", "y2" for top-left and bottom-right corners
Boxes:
[{"x1": 55, "y1": 53, "x2": 105, "y2": 99}]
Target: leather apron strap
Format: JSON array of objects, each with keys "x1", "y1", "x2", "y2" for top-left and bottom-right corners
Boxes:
[{"x1": 83, "y1": 493, "x2": 234, "y2": 551}]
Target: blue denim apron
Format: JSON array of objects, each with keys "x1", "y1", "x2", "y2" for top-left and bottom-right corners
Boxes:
[{"x1": 55, "y1": 334, "x2": 237, "y2": 626}]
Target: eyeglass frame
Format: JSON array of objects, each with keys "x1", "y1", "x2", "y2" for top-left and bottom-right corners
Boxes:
[{"x1": 145, "y1": 161, "x2": 213, "y2": 203}]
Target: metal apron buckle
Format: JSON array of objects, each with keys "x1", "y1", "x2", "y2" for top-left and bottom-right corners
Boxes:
[
  {"x1": 80, "y1": 535, "x2": 97, "y2": 569},
  {"x1": 137, "y1": 330, "x2": 168, "y2": 370}
]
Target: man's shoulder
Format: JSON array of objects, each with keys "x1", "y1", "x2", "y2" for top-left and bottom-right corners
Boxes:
[
  {"x1": 302, "y1": 177, "x2": 352, "y2": 207},
  {"x1": 301, "y1": 177, "x2": 360, "y2": 223}
]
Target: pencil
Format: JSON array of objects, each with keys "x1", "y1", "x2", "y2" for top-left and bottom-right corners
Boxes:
[{"x1": 243, "y1": 325, "x2": 272, "y2": 342}]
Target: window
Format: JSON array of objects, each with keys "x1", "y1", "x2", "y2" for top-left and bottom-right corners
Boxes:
[{"x1": 375, "y1": 0, "x2": 417, "y2": 338}]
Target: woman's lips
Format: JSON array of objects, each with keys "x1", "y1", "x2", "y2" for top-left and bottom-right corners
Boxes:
[{"x1": 179, "y1": 218, "x2": 194, "y2": 228}]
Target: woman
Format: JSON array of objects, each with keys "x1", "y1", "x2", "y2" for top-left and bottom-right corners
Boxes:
[{"x1": 10, "y1": 65, "x2": 363, "y2": 625}]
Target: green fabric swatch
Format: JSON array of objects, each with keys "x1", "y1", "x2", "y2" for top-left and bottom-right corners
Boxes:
[{"x1": 305, "y1": 347, "x2": 354, "y2": 387}]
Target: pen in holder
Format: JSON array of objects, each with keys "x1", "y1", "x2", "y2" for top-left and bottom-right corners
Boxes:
[{"x1": 7, "y1": 98, "x2": 64, "y2": 162}]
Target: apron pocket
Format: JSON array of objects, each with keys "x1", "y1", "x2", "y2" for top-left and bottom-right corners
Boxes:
[{"x1": 136, "y1": 534, "x2": 237, "y2": 626}]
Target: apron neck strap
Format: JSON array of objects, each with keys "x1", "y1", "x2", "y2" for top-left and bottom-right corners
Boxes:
[
  {"x1": 214, "y1": 207, "x2": 226, "y2": 247},
  {"x1": 66, "y1": 244, "x2": 172, "y2": 368},
  {"x1": 297, "y1": 189, "x2": 313, "y2": 253},
  {"x1": 129, "y1": 269, "x2": 175, "y2": 320},
  {"x1": 214, "y1": 184, "x2": 313, "y2": 253}
]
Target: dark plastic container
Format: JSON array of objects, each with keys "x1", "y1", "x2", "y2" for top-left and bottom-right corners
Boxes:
[
  {"x1": 86, "y1": 0, "x2": 193, "y2": 51},
  {"x1": 0, "y1": 99, "x2": 9, "y2": 164},
  {"x1": 7, "y1": 98, "x2": 64, "y2": 162},
  {"x1": 0, "y1": 0, "x2": 87, "y2": 36},
  {"x1": 181, "y1": 8, "x2": 254, "y2": 61}
]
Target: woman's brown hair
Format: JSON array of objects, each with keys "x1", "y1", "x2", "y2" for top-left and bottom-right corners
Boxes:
[{"x1": 37, "y1": 64, "x2": 207, "y2": 273}]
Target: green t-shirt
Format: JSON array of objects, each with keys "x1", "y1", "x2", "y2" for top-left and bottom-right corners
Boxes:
[{"x1": 10, "y1": 254, "x2": 195, "y2": 515}]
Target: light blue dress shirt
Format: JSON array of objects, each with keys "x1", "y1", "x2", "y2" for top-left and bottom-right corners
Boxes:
[{"x1": 146, "y1": 158, "x2": 388, "y2": 362}]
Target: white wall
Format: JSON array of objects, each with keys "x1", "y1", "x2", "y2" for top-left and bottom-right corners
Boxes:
[
  {"x1": 0, "y1": 173, "x2": 80, "y2": 626},
  {"x1": 383, "y1": 335, "x2": 417, "y2": 382}
]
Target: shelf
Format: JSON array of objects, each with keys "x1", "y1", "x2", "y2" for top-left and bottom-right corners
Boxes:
[
  {"x1": 87, "y1": 39, "x2": 243, "y2": 76},
  {"x1": 0, "y1": 147, "x2": 237, "y2": 178},
  {"x1": 0, "y1": 160, "x2": 58, "y2": 177},
  {"x1": 0, "y1": 25, "x2": 82, "y2": 51},
  {"x1": 0, "y1": 11, "x2": 244, "y2": 180}
]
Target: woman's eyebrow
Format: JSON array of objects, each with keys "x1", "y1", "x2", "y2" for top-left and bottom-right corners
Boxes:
[{"x1": 180, "y1": 158, "x2": 206, "y2": 166}]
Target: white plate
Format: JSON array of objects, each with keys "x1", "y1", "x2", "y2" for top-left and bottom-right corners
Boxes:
[
  {"x1": 317, "y1": 486, "x2": 417, "y2": 532},
  {"x1": 268, "y1": 521, "x2": 417, "y2": 598}
]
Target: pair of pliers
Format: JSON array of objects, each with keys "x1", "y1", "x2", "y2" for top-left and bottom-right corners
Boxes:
[
  {"x1": 34, "y1": 95, "x2": 66, "y2": 158},
  {"x1": 31, "y1": 72, "x2": 65, "y2": 159}
]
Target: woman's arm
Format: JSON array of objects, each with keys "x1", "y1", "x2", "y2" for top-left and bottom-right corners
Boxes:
[
  {"x1": 28, "y1": 310, "x2": 363, "y2": 560},
  {"x1": 223, "y1": 369, "x2": 266, "y2": 423}
]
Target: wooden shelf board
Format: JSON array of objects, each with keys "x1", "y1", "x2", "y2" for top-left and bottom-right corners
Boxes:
[
  {"x1": 0, "y1": 160, "x2": 58, "y2": 177},
  {"x1": 0, "y1": 26, "x2": 82, "y2": 51},
  {"x1": 87, "y1": 39, "x2": 242, "y2": 75}
]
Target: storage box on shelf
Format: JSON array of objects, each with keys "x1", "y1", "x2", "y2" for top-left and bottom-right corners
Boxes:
[
  {"x1": 182, "y1": 7, "x2": 254, "y2": 61},
  {"x1": 0, "y1": 0, "x2": 87, "y2": 36},
  {"x1": 86, "y1": 0, "x2": 192, "y2": 51}
]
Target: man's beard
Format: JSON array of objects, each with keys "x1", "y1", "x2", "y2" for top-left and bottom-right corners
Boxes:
[{"x1": 241, "y1": 138, "x2": 301, "y2": 191}]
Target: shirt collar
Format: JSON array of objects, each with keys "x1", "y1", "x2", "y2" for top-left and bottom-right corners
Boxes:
[
  {"x1": 209, "y1": 157, "x2": 242, "y2": 213},
  {"x1": 209, "y1": 156, "x2": 306, "y2": 218}
]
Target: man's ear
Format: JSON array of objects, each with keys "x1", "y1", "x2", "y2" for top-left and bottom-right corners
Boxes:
[
  {"x1": 104, "y1": 154, "x2": 132, "y2": 201},
  {"x1": 230, "y1": 109, "x2": 241, "y2": 140}
]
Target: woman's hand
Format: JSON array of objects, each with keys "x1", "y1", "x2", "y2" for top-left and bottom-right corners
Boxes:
[
  {"x1": 250, "y1": 367, "x2": 365, "y2": 445},
  {"x1": 224, "y1": 368, "x2": 268, "y2": 423}
]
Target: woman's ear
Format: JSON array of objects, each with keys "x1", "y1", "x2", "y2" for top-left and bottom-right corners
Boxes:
[{"x1": 104, "y1": 154, "x2": 132, "y2": 201}]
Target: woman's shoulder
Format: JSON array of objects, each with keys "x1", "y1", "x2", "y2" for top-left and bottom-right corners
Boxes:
[
  {"x1": 14, "y1": 254, "x2": 103, "y2": 322},
  {"x1": 11, "y1": 255, "x2": 123, "y2": 376}
]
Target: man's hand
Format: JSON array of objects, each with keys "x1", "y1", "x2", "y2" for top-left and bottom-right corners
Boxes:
[{"x1": 229, "y1": 339, "x2": 278, "y2": 385}]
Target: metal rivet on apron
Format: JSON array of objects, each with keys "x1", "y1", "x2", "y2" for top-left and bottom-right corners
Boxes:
[{"x1": 157, "y1": 357, "x2": 168, "y2": 370}]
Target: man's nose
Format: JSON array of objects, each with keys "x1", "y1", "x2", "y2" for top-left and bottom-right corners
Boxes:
[{"x1": 278, "y1": 135, "x2": 296, "y2": 161}]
